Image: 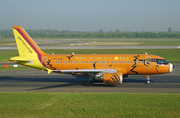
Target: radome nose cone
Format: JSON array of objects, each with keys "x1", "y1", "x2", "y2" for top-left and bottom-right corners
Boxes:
[{"x1": 169, "y1": 63, "x2": 174, "y2": 72}]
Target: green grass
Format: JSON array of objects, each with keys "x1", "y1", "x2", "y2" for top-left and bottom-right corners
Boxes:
[
  {"x1": 47, "y1": 38, "x2": 180, "y2": 46},
  {"x1": 0, "y1": 50, "x2": 19, "y2": 62},
  {"x1": 138, "y1": 40, "x2": 180, "y2": 46},
  {"x1": 0, "y1": 41, "x2": 15, "y2": 44},
  {"x1": 0, "y1": 49, "x2": 180, "y2": 63},
  {"x1": 0, "y1": 92, "x2": 179, "y2": 118}
]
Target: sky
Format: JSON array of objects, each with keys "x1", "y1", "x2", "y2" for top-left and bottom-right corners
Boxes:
[{"x1": 0, "y1": 0, "x2": 180, "y2": 31}]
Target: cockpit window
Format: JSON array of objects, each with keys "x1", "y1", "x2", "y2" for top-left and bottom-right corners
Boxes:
[{"x1": 156, "y1": 59, "x2": 169, "y2": 65}]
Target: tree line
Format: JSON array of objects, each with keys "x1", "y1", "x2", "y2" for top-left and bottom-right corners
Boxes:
[{"x1": 0, "y1": 29, "x2": 180, "y2": 38}]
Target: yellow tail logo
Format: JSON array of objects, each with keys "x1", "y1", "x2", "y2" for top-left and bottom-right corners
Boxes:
[{"x1": 17, "y1": 36, "x2": 33, "y2": 54}]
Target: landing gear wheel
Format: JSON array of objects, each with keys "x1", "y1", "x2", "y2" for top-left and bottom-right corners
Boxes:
[
  {"x1": 87, "y1": 80, "x2": 93, "y2": 86},
  {"x1": 146, "y1": 75, "x2": 150, "y2": 84},
  {"x1": 87, "y1": 76, "x2": 94, "y2": 86},
  {"x1": 147, "y1": 80, "x2": 150, "y2": 84}
]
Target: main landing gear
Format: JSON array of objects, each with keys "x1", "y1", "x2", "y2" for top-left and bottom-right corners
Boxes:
[
  {"x1": 87, "y1": 76, "x2": 94, "y2": 86},
  {"x1": 146, "y1": 75, "x2": 150, "y2": 84}
]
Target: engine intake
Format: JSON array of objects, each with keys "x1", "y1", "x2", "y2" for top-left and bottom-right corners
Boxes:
[
  {"x1": 94, "y1": 72, "x2": 123, "y2": 84},
  {"x1": 94, "y1": 73, "x2": 103, "y2": 81}
]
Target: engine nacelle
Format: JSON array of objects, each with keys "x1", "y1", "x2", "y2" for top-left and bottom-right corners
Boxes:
[
  {"x1": 94, "y1": 73, "x2": 103, "y2": 81},
  {"x1": 94, "y1": 72, "x2": 123, "y2": 84}
]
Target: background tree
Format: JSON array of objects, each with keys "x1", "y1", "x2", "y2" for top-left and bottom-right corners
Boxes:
[
  {"x1": 0, "y1": 28, "x2": 180, "y2": 38},
  {"x1": 99, "y1": 28, "x2": 104, "y2": 33},
  {"x1": 115, "y1": 29, "x2": 120, "y2": 33},
  {"x1": 168, "y1": 27, "x2": 172, "y2": 33}
]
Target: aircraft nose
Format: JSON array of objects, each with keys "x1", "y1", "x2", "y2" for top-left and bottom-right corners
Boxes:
[
  {"x1": 169, "y1": 63, "x2": 175, "y2": 73},
  {"x1": 173, "y1": 65, "x2": 175, "y2": 70}
]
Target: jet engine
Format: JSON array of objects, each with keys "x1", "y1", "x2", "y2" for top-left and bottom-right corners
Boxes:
[{"x1": 94, "y1": 72, "x2": 123, "y2": 84}]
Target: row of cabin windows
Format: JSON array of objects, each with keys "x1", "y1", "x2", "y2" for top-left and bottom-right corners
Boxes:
[{"x1": 52, "y1": 61, "x2": 144, "y2": 64}]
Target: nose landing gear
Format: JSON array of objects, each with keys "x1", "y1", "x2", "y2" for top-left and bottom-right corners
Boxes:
[{"x1": 146, "y1": 75, "x2": 150, "y2": 84}]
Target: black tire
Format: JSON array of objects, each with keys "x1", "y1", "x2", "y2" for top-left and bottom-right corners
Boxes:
[{"x1": 87, "y1": 80, "x2": 93, "y2": 86}]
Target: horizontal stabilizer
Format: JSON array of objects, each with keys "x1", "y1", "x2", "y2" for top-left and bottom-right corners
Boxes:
[{"x1": 10, "y1": 56, "x2": 30, "y2": 62}]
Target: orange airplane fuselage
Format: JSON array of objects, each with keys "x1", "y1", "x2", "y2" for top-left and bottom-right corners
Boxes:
[
  {"x1": 43, "y1": 54, "x2": 170, "y2": 75},
  {"x1": 10, "y1": 26, "x2": 175, "y2": 85}
]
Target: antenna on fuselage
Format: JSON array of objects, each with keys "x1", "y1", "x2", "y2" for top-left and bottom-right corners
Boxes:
[
  {"x1": 72, "y1": 52, "x2": 74, "y2": 55},
  {"x1": 145, "y1": 52, "x2": 147, "y2": 55}
]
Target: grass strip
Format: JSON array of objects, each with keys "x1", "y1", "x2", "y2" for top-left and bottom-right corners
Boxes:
[
  {"x1": 0, "y1": 49, "x2": 180, "y2": 63},
  {"x1": 0, "y1": 92, "x2": 179, "y2": 118}
]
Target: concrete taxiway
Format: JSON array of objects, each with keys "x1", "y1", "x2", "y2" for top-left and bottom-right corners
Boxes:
[{"x1": 0, "y1": 64, "x2": 179, "y2": 93}]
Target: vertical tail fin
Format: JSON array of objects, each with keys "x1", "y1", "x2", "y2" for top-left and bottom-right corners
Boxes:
[
  {"x1": 12, "y1": 26, "x2": 46, "y2": 56},
  {"x1": 11, "y1": 26, "x2": 48, "y2": 70}
]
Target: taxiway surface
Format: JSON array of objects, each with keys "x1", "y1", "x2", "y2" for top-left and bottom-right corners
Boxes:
[{"x1": 0, "y1": 65, "x2": 180, "y2": 93}]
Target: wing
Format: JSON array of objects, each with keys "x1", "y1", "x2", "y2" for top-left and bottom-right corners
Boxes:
[{"x1": 52, "y1": 69, "x2": 117, "y2": 74}]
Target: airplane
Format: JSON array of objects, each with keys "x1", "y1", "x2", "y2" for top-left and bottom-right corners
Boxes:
[{"x1": 10, "y1": 26, "x2": 175, "y2": 85}]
